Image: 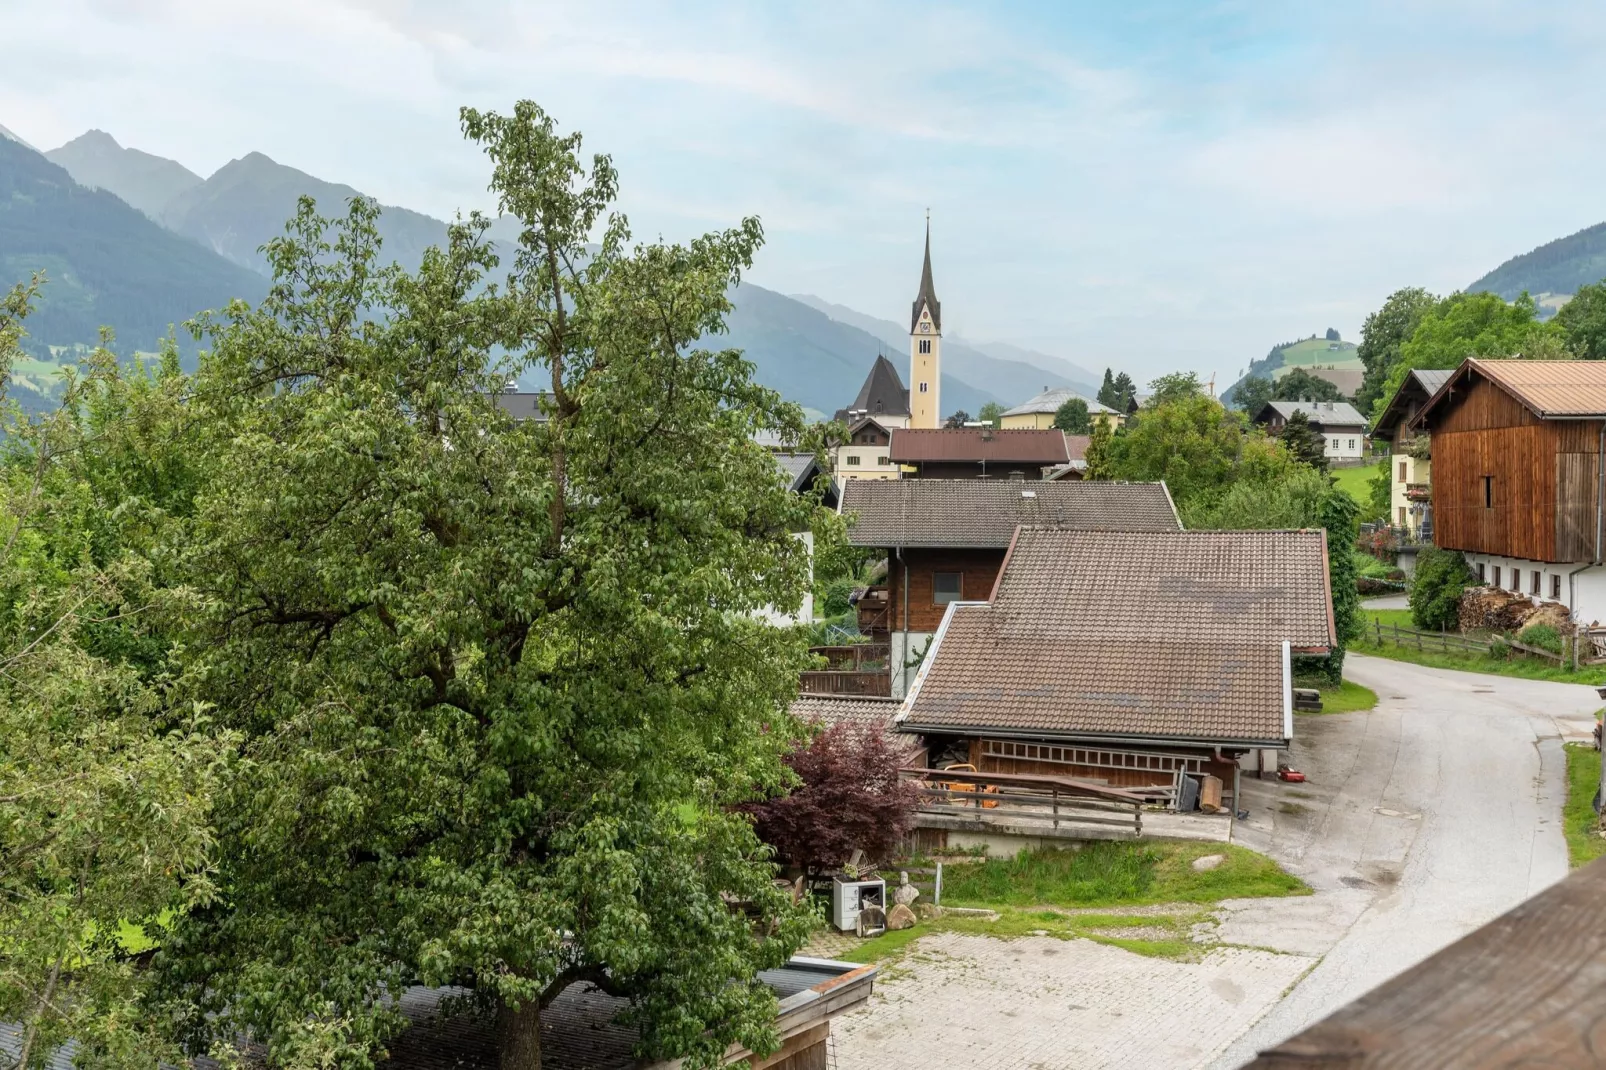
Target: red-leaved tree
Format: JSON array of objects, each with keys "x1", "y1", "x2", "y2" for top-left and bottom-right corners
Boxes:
[{"x1": 745, "y1": 723, "x2": 920, "y2": 876}]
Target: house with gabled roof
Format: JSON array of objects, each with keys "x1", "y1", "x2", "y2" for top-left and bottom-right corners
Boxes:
[
  {"x1": 833, "y1": 354, "x2": 911, "y2": 428},
  {"x1": 1251, "y1": 400, "x2": 1369, "y2": 462},
  {"x1": 1000, "y1": 386, "x2": 1123, "y2": 431},
  {"x1": 1409, "y1": 358, "x2": 1606, "y2": 624},
  {"x1": 887, "y1": 427, "x2": 1072, "y2": 480},
  {"x1": 839, "y1": 479, "x2": 1183, "y2": 697},
  {"x1": 896, "y1": 527, "x2": 1335, "y2": 838},
  {"x1": 1371, "y1": 368, "x2": 1453, "y2": 538}
]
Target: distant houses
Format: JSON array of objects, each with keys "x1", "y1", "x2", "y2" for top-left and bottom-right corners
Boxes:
[
  {"x1": 1251, "y1": 400, "x2": 1370, "y2": 462},
  {"x1": 1000, "y1": 386, "x2": 1123, "y2": 430},
  {"x1": 1371, "y1": 368, "x2": 1453, "y2": 537}
]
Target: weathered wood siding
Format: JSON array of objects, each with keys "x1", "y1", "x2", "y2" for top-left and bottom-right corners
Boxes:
[
  {"x1": 887, "y1": 547, "x2": 1007, "y2": 632},
  {"x1": 1427, "y1": 377, "x2": 1603, "y2": 562}
]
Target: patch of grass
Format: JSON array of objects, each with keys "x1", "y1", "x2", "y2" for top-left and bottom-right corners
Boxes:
[
  {"x1": 937, "y1": 842, "x2": 1307, "y2": 910},
  {"x1": 1307, "y1": 679, "x2": 1378, "y2": 714},
  {"x1": 1563, "y1": 742, "x2": 1606, "y2": 869},
  {"x1": 837, "y1": 904, "x2": 1209, "y2": 964},
  {"x1": 1329, "y1": 465, "x2": 1378, "y2": 506},
  {"x1": 1362, "y1": 608, "x2": 1415, "y2": 629},
  {"x1": 1353, "y1": 633, "x2": 1606, "y2": 685}
]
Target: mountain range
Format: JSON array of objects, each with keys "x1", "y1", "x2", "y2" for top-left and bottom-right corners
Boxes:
[
  {"x1": 4, "y1": 126, "x2": 1110, "y2": 418},
  {"x1": 1466, "y1": 221, "x2": 1606, "y2": 305}
]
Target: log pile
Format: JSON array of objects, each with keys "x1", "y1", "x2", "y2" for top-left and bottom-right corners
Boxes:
[{"x1": 1458, "y1": 586, "x2": 1571, "y2": 634}]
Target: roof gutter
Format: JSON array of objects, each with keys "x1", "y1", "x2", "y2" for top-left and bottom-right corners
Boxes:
[
  {"x1": 895, "y1": 722, "x2": 1286, "y2": 751},
  {"x1": 1283, "y1": 640, "x2": 1293, "y2": 741}
]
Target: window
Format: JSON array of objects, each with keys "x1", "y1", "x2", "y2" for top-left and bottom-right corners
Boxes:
[
  {"x1": 1399, "y1": 461, "x2": 1408, "y2": 483},
  {"x1": 918, "y1": 339, "x2": 932, "y2": 354},
  {"x1": 919, "y1": 382, "x2": 929, "y2": 393},
  {"x1": 1329, "y1": 438, "x2": 1338, "y2": 451},
  {"x1": 878, "y1": 455, "x2": 892, "y2": 465},
  {"x1": 1483, "y1": 475, "x2": 1493, "y2": 509},
  {"x1": 933, "y1": 572, "x2": 962, "y2": 605},
  {"x1": 1492, "y1": 565, "x2": 1501, "y2": 587},
  {"x1": 1348, "y1": 439, "x2": 1356, "y2": 450},
  {"x1": 1478, "y1": 562, "x2": 1486, "y2": 583},
  {"x1": 846, "y1": 455, "x2": 861, "y2": 466},
  {"x1": 1511, "y1": 570, "x2": 1521, "y2": 593},
  {"x1": 1398, "y1": 506, "x2": 1407, "y2": 525},
  {"x1": 1530, "y1": 570, "x2": 1540, "y2": 595},
  {"x1": 1553, "y1": 573, "x2": 1563, "y2": 600}
]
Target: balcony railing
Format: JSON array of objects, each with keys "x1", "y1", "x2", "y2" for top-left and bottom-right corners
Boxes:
[
  {"x1": 798, "y1": 671, "x2": 891, "y2": 697},
  {"x1": 900, "y1": 767, "x2": 1145, "y2": 841},
  {"x1": 1404, "y1": 482, "x2": 1431, "y2": 502}
]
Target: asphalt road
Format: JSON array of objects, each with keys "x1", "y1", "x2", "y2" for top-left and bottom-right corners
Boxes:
[{"x1": 1208, "y1": 652, "x2": 1602, "y2": 1068}]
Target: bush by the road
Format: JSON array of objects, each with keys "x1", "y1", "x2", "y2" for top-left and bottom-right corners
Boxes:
[{"x1": 1409, "y1": 547, "x2": 1474, "y2": 631}]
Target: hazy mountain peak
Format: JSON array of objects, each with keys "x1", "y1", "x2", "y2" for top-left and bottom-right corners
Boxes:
[
  {"x1": 0, "y1": 122, "x2": 35, "y2": 151},
  {"x1": 45, "y1": 129, "x2": 202, "y2": 219}
]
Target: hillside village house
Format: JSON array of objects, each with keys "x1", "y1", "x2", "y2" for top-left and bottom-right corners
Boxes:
[
  {"x1": 999, "y1": 386, "x2": 1124, "y2": 430},
  {"x1": 1252, "y1": 400, "x2": 1370, "y2": 463},
  {"x1": 839, "y1": 479, "x2": 1182, "y2": 697},
  {"x1": 897, "y1": 527, "x2": 1336, "y2": 846},
  {"x1": 887, "y1": 427, "x2": 1072, "y2": 480},
  {"x1": 1410, "y1": 358, "x2": 1606, "y2": 625},
  {"x1": 1370, "y1": 368, "x2": 1453, "y2": 538}
]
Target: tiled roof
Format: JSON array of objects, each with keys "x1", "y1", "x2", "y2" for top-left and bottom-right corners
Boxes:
[
  {"x1": 1001, "y1": 387, "x2": 1117, "y2": 417},
  {"x1": 840, "y1": 479, "x2": 1182, "y2": 548},
  {"x1": 1428, "y1": 358, "x2": 1606, "y2": 419},
  {"x1": 773, "y1": 452, "x2": 818, "y2": 493},
  {"x1": 792, "y1": 695, "x2": 903, "y2": 734},
  {"x1": 900, "y1": 528, "x2": 1334, "y2": 744},
  {"x1": 1255, "y1": 400, "x2": 1368, "y2": 428},
  {"x1": 835, "y1": 355, "x2": 910, "y2": 424},
  {"x1": 888, "y1": 428, "x2": 1071, "y2": 465}
]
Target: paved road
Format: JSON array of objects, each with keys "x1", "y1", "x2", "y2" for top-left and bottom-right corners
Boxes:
[{"x1": 1209, "y1": 653, "x2": 1601, "y2": 1068}]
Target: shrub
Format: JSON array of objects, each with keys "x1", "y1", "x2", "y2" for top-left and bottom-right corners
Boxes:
[
  {"x1": 743, "y1": 724, "x2": 919, "y2": 876},
  {"x1": 1518, "y1": 622, "x2": 1563, "y2": 654},
  {"x1": 1409, "y1": 547, "x2": 1474, "y2": 631},
  {"x1": 820, "y1": 576, "x2": 855, "y2": 617}
]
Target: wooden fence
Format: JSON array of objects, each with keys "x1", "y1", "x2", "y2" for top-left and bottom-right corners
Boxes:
[
  {"x1": 798, "y1": 671, "x2": 892, "y2": 697},
  {"x1": 900, "y1": 767, "x2": 1144, "y2": 842},
  {"x1": 1368, "y1": 620, "x2": 1606, "y2": 669}
]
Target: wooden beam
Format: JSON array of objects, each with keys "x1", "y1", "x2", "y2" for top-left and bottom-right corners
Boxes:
[{"x1": 1244, "y1": 856, "x2": 1606, "y2": 1068}]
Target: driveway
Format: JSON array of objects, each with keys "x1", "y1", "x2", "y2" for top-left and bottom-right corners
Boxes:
[{"x1": 830, "y1": 654, "x2": 1602, "y2": 1070}]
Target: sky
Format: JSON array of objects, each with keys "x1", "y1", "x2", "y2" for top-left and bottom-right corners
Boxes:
[{"x1": 4, "y1": 0, "x2": 1606, "y2": 383}]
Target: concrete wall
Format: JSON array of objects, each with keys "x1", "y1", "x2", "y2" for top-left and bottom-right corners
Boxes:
[
  {"x1": 1323, "y1": 432, "x2": 1367, "y2": 461},
  {"x1": 1390, "y1": 453, "x2": 1431, "y2": 533},
  {"x1": 890, "y1": 630, "x2": 935, "y2": 699},
  {"x1": 1461, "y1": 553, "x2": 1606, "y2": 626}
]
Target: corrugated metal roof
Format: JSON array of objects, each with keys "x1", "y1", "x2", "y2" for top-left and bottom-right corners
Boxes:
[
  {"x1": 840, "y1": 479, "x2": 1182, "y2": 548},
  {"x1": 1467, "y1": 359, "x2": 1606, "y2": 417},
  {"x1": 1001, "y1": 387, "x2": 1117, "y2": 417},
  {"x1": 901, "y1": 528, "x2": 1334, "y2": 743},
  {"x1": 888, "y1": 428, "x2": 1071, "y2": 464},
  {"x1": 1258, "y1": 400, "x2": 1367, "y2": 428}
]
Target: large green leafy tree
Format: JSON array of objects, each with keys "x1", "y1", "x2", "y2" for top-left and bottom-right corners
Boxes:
[
  {"x1": 1230, "y1": 374, "x2": 1275, "y2": 415},
  {"x1": 1274, "y1": 367, "x2": 1346, "y2": 403},
  {"x1": 1, "y1": 283, "x2": 232, "y2": 1070},
  {"x1": 1052, "y1": 397, "x2": 1090, "y2": 433},
  {"x1": 1278, "y1": 410, "x2": 1329, "y2": 472},
  {"x1": 1556, "y1": 279, "x2": 1606, "y2": 360},
  {"x1": 1356, "y1": 287, "x2": 1437, "y2": 415},
  {"x1": 1312, "y1": 490, "x2": 1362, "y2": 683},
  {"x1": 976, "y1": 400, "x2": 1004, "y2": 427},
  {"x1": 1104, "y1": 392, "x2": 1242, "y2": 508},
  {"x1": 154, "y1": 103, "x2": 827, "y2": 1070}
]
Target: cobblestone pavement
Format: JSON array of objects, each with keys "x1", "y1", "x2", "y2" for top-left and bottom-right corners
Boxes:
[{"x1": 833, "y1": 934, "x2": 1312, "y2": 1070}]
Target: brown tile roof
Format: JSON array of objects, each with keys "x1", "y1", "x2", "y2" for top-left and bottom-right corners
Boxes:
[
  {"x1": 900, "y1": 528, "x2": 1334, "y2": 744},
  {"x1": 1421, "y1": 358, "x2": 1606, "y2": 421},
  {"x1": 888, "y1": 428, "x2": 1070, "y2": 465},
  {"x1": 791, "y1": 695, "x2": 903, "y2": 734},
  {"x1": 840, "y1": 479, "x2": 1182, "y2": 548}
]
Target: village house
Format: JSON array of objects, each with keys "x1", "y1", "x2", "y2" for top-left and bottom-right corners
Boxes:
[
  {"x1": 1252, "y1": 400, "x2": 1369, "y2": 463},
  {"x1": 1409, "y1": 358, "x2": 1606, "y2": 625},
  {"x1": 839, "y1": 479, "x2": 1182, "y2": 697},
  {"x1": 1370, "y1": 368, "x2": 1453, "y2": 540},
  {"x1": 887, "y1": 426, "x2": 1072, "y2": 480},
  {"x1": 895, "y1": 527, "x2": 1336, "y2": 851},
  {"x1": 999, "y1": 386, "x2": 1124, "y2": 430}
]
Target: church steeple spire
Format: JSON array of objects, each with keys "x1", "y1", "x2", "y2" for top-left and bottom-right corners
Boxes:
[
  {"x1": 910, "y1": 213, "x2": 942, "y2": 334},
  {"x1": 908, "y1": 214, "x2": 942, "y2": 429}
]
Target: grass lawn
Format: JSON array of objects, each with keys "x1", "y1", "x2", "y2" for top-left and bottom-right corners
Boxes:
[
  {"x1": 1309, "y1": 679, "x2": 1378, "y2": 714},
  {"x1": 1564, "y1": 742, "x2": 1606, "y2": 869},
  {"x1": 1354, "y1": 607, "x2": 1606, "y2": 685},
  {"x1": 835, "y1": 842, "x2": 1307, "y2": 964},
  {"x1": 1329, "y1": 464, "x2": 1378, "y2": 506}
]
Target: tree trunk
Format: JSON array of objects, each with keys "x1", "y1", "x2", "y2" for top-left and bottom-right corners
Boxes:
[{"x1": 499, "y1": 999, "x2": 542, "y2": 1070}]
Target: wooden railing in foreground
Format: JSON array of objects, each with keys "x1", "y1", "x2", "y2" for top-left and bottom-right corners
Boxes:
[
  {"x1": 798, "y1": 671, "x2": 891, "y2": 697},
  {"x1": 1367, "y1": 619, "x2": 1606, "y2": 669},
  {"x1": 808, "y1": 644, "x2": 891, "y2": 671},
  {"x1": 901, "y1": 768, "x2": 1144, "y2": 840}
]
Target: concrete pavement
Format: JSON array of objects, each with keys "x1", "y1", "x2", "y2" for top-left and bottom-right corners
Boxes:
[{"x1": 1209, "y1": 653, "x2": 1601, "y2": 1068}]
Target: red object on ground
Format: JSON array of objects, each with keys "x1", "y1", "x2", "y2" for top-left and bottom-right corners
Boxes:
[{"x1": 1277, "y1": 768, "x2": 1306, "y2": 783}]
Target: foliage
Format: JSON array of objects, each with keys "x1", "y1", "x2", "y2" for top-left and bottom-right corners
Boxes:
[
  {"x1": 1325, "y1": 327, "x2": 1340, "y2": 341},
  {"x1": 1356, "y1": 287, "x2": 1438, "y2": 414},
  {"x1": 1274, "y1": 367, "x2": 1346, "y2": 403},
  {"x1": 1051, "y1": 397, "x2": 1090, "y2": 433},
  {"x1": 943, "y1": 409, "x2": 971, "y2": 428},
  {"x1": 1231, "y1": 374, "x2": 1274, "y2": 414},
  {"x1": 1563, "y1": 743, "x2": 1606, "y2": 868},
  {"x1": 1372, "y1": 291, "x2": 1566, "y2": 422},
  {"x1": 935, "y1": 843, "x2": 1307, "y2": 910},
  {"x1": 1083, "y1": 419, "x2": 1115, "y2": 480},
  {"x1": 743, "y1": 725, "x2": 918, "y2": 876},
  {"x1": 1096, "y1": 368, "x2": 1136, "y2": 412},
  {"x1": 1314, "y1": 490, "x2": 1361, "y2": 683},
  {"x1": 1278, "y1": 409, "x2": 1329, "y2": 472},
  {"x1": 1409, "y1": 547, "x2": 1475, "y2": 631},
  {"x1": 1183, "y1": 460, "x2": 1327, "y2": 530},
  {"x1": 1146, "y1": 370, "x2": 1203, "y2": 407},
  {"x1": 0, "y1": 281, "x2": 234, "y2": 1070},
  {"x1": 976, "y1": 400, "x2": 1004, "y2": 427},
  {"x1": 1557, "y1": 279, "x2": 1606, "y2": 360},
  {"x1": 819, "y1": 576, "x2": 856, "y2": 617},
  {"x1": 1366, "y1": 453, "x2": 1392, "y2": 521},
  {"x1": 1103, "y1": 392, "x2": 1241, "y2": 507},
  {"x1": 149, "y1": 102, "x2": 831, "y2": 1070},
  {"x1": 1517, "y1": 622, "x2": 1563, "y2": 654}
]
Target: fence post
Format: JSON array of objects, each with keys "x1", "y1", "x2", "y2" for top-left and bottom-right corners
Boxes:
[
  {"x1": 934, "y1": 862, "x2": 943, "y2": 906},
  {"x1": 1375, "y1": 618, "x2": 1382, "y2": 644}
]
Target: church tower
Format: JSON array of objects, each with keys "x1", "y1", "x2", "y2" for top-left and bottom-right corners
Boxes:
[{"x1": 908, "y1": 217, "x2": 942, "y2": 429}]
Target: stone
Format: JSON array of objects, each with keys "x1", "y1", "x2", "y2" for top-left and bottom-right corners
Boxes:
[
  {"x1": 892, "y1": 871, "x2": 920, "y2": 907},
  {"x1": 1191, "y1": 854, "x2": 1226, "y2": 872},
  {"x1": 916, "y1": 903, "x2": 944, "y2": 920},
  {"x1": 886, "y1": 903, "x2": 918, "y2": 931}
]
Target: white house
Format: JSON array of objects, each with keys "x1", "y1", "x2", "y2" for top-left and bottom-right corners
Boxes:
[{"x1": 1253, "y1": 400, "x2": 1369, "y2": 462}]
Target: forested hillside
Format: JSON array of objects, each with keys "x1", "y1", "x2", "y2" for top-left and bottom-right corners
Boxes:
[
  {"x1": 0, "y1": 136, "x2": 267, "y2": 406},
  {"x1": 1467, "y1": 221, "x2": 1606, "y2": 302}
]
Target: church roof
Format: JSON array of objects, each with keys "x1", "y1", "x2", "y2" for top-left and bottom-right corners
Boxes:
[
  {"x1": 910, "y1": 220, "x2": 941, "y2": 334},
  {"x1": 834, "y1": 354, "x2": 910, "y2": 423}
]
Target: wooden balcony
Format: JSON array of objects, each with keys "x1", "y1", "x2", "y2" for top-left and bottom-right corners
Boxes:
[
  {"x1": 809, "y1": 644, "x2": 890, "y2": 671},
  {"x1": 799, "y1": 671, "x2": 891, "y2": 697},
  {"x1": 1404, "y1": 482, "x2": 1431, "y2": 502},
  {"x1": 901, "y1": 768, "x2": 1145, "y2": 842},
  {"x1": 854, "y1": 586, "x2": 891, "y2": 636}
]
